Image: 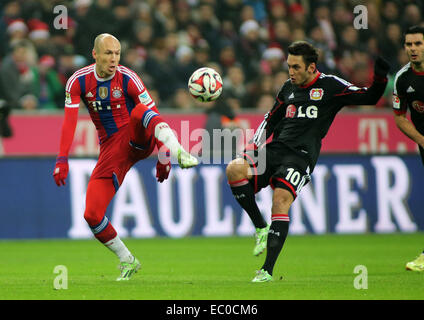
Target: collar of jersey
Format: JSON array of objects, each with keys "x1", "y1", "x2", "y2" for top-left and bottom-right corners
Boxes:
[
  {"x1": 94, "y1": 64, "x2": 116, "y2": 82},
  {"x1": 411, "y1": 65, "x2": 424, "y2": 75},
  {"x1": 299, "y1": 71, "x2": 321, "y2": 88}
]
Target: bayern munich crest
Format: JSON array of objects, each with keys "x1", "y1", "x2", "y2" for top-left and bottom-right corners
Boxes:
[{"x1": 112, "y1": 87, "x2": 123, "y2": 99}]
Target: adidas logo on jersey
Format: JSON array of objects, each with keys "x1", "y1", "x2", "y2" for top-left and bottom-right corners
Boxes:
[
  {"x1": 86, "y1": 92, "x2": 94, "y2": 98},
  {"x1": 407, "y1": 86, "x2": 415, "y2": 93}
]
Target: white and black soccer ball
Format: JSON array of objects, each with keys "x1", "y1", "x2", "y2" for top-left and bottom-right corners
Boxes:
[{"x1": 188, "y1": 67, "x2": 223, "y2": 102}]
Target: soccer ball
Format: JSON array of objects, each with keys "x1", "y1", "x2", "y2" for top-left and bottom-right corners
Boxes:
[{"x1": 188, "y1": 67, "x2": 223, "y2": 102}]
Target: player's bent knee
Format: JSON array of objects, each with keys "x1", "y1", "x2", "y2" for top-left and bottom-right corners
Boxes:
[
  {"x1": 226, "y1": 158, "x2": 249, "y2": 181},
  {"x1": 84, "y1": 209, "x2": 102, "y2": 227},
  {"x1": 131, "y1": 103, "x2": 148, "y2": 122}
]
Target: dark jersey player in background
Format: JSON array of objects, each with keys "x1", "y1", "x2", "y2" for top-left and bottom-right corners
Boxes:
[
  {"x1": 393, "y1": 25, "x2": 424, "y2": 272},
  {"x1": 226, "y1": 41, "x2": 390, "y2": 282}
]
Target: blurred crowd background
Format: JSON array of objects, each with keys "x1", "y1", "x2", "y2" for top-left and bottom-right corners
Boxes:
[{"x1": 0, "y1": 0, "x2": 423, "y2": 136}]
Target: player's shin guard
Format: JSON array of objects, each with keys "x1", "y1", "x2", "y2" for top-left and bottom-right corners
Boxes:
[
  {"x1": 261, "y1": 214, "x2": 290, "y2": 276},
  {"x1": 229, "y1": 179, "x2": 267, "y2": 229}
]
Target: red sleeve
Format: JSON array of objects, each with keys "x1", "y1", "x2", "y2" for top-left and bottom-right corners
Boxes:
[
  {"x1": 58, "y1": 107, "x2": 79, "y2": 157},
  {"x1": 58, "y1": 74, "x2": 81, "y2": 157}
]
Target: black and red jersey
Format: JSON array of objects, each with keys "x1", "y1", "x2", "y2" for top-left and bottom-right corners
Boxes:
[
  {"x1": 253, "y1": 71, "x2": 387, "y2": 170},
  {"x1": 393, "y1": 62, "x2": 424, "y2": 132}
]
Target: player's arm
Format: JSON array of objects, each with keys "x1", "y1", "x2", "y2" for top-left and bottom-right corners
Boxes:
[
  {"x1": 394, "y1": 113, "x2": 424, "y2": 148},
  {"x1": 53, "y1": 83, "x2": 81, "y2": 186},
  {"x1": 251, "y1": 91, "x2": 285, "y2": 149},
  {"x1": 334, "y1": 57, "x2": 390, "y2": 106},
  {"x1": 392, "y1": 80, "x2": 424, "y2": 148}
]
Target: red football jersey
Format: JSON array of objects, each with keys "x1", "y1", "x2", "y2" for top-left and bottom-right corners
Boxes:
[{"x1": 65, "y1": 63, "x2": 156, "y2": 143}]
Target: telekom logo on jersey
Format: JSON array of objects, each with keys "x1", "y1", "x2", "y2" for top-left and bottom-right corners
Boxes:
[{"x1": 286, "y1": 105, "x2": 318, "y2": 119}]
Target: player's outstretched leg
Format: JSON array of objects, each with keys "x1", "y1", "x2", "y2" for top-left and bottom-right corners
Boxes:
[
  {"x1": 84, "y1": 179, "x2": 141, "y2": 281},
  {"x1": 406, "y1": 251, "x2": 424, "y2": 272},
  {"x1": 226, "y1": 158, "x2": 269, "y2": 256},
  {"x1": 130, "y1": 103, "x2": 198, "y2": 168}
]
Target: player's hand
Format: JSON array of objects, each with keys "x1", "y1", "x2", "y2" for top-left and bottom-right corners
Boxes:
[
  {"x1": 156, "y1": 150, "x2": 171, "y2": 183},
  {"x1": 53, "y1": 156, "x2": 69, "y2": 186},
  {"x1": 374, "y1": 56, "x2": 391, "y2": 78},
  {"x1": 156, "y1": 160, "x2": 171, "y2": 183}
]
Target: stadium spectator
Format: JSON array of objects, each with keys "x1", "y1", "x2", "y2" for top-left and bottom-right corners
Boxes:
[
  {"x1": 216, "y1": 0, "x2": 243, "y2": 30},
  {"x1": 112, "y1": 2, "x2": 134, "y2": 45},
  {"x1": 266, "y1": 0, "x2": 287, "y2": 31},
  {"x1": 330, "y1": 2, "x2": 352, "y2": 33},
  {"x1": 244, "y1": 0, "x2": 267, "y2": 25},
  {"x1": 0, "y1": 39, "x2": 37, "y2": 110},
  {"x1": 144, "y1": 38, "x2": 181, "y2": 105},
  {"x1": 192, "y1": 39, "x2": 211, "y2": 70},
  {"x1": 402, "y1": 3, "x2": 422, "y2": 29},
  {"x1": 223, "y1": 63, "x2": 248, "y2": 107},
  {"x1": 175, "y1": 0, "x2": 192, "y2": 31},
  {"x1": 260, "y1": 46, "x2": 285, "y2": 76},
  {"x1": 239, "y1": 4, "x2": 257, "y2": 26},
  {"x1": 72, "y1": 0, "x2": 95, "y2": 61},
  {"x1": 6, "y1": 19, "x2": 28, "y2": 45},
  {"x1": 133, "y1": 21, "x2": 154, "y2": 50},
  {"x1": 218, "y1": 42, "x2": 237, "y2": 74},
  {"x1": 197, "y1": 2, "x2": 221, "y2": 62},
  {"x1": 381, "y1": 0, "x2": 401, "y2": 25},
  {"x1": 237, "y1": 19, "x2": 267, "y2": 82},
  {"x1": 268, "y1": 19, "x2": 291, "y2": 53},
  {"x1": 379, "y1": 23, "x2": 404, "y2": 70},
  {"x1": 152, "y1": 0, "x2": 175, "y2": 38},
  {"x1": 30, "y1": 55, "x2": 64, "y2": 110},
  {"x1": 174, "y1": 44, "x2": 197, "y2": 87}
]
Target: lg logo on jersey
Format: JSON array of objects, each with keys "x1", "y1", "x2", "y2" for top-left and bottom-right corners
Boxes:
[{"x1": 285, "y1": 105, "x2": 318, "y2": 119}]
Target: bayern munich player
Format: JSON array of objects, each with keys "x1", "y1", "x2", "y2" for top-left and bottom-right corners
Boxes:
[{"x1": 53, "y1": 34, "x2": 198, "y2": 281}]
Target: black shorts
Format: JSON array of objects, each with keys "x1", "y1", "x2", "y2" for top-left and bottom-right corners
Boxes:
[{"x1": 240, "y1": 143, "x2": 311, "y2": 199}]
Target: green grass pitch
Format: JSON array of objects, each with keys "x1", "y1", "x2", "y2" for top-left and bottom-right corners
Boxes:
[{"x1": 0, "y1": 233, "x2": 423, "y2": 300}]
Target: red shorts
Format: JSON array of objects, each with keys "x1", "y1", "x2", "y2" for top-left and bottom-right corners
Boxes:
[{"x1": 90, "y1": 123, "x2": 155, "y2": 190}]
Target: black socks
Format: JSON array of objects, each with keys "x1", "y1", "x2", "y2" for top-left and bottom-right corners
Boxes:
[
  {"x1": 230, "y1": 182, "x2": 267, "y2": 229},
  {"x1": 262, "y1": 220, "x2": 289, "y2": 276}
]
